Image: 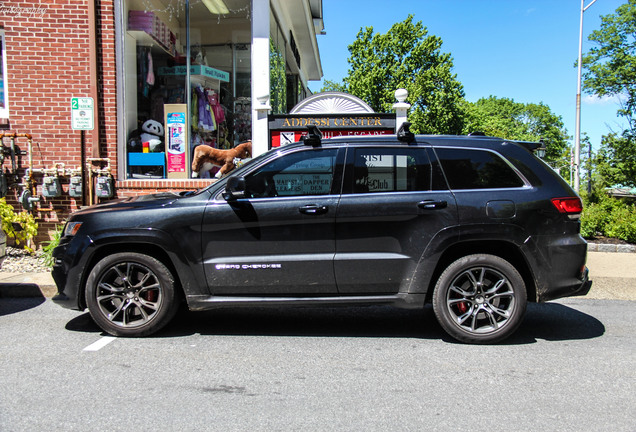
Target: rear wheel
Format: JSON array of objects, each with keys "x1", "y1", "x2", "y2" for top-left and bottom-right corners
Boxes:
[
  {"x1": 432, "y1": 254, "x2": 527, "y2": 344},
  {"x1": 85, "y1": 252, "x2": 179, "y2": 337}
]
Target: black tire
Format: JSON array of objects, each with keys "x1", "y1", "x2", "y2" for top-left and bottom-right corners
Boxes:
[
  {"x1": 85, "y1": 252, "x2": 179, "y2": 337},
  {"x1": 432, "y1": 254, "x2": 527, "y2": 344}
]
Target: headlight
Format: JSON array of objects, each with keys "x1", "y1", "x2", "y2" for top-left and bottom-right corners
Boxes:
[{"x1": 63, "y1": 221, "x2": 83, "y2": 237}]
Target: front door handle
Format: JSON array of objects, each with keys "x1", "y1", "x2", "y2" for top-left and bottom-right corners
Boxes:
[
  {"x1": 417, "y1": 200, "x2": 447, "y2": 210},
  {"x1": 299, "y1": 204, "x2": 328, "y2": 215}
]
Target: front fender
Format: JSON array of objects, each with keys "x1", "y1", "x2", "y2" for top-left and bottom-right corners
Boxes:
[{"x1": 86, "y1": 228, "x2": 207, "y2": 297}]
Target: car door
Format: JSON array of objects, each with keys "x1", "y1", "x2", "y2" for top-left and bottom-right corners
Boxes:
[
  {"x1": 201, "y1": 146, "x2": 344, "y2": 295},
  {"x1": 334, "y1": 145, "x2": 458, "y2": 294}
]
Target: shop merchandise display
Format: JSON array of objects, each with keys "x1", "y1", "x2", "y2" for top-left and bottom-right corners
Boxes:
[
  {"x1": 139, "y1": 119, "x2": 164, "y2": 152},
  {"x1": 128, "y1": 10, "x2": 240, "y2": 179},
  {"x1": 191, "y1": 141, "x2": 252, "y2": 178}
]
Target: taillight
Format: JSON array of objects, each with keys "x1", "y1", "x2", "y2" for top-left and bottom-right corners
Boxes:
[{"x1": 551, "y1": 197, "x2": 583, "y2": 219}]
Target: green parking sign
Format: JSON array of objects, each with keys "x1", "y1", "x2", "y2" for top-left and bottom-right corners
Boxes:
[{"x1": 71, "y1": 97, "x2": 94, "y2": 130}]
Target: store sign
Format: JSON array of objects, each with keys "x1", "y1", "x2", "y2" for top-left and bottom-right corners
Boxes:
[
  {"x1": 269, "y1": 114, "x2": 395, "y2": 148},
  {"x1": 70, "y1": 97, "x2": 94, "y2": 130},
  {"x1": 157, "y1": 65, "x2": 230, "y2": 82}
]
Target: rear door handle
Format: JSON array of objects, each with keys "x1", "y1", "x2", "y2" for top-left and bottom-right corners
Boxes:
[
  {"x1": 299, "y1": 204, "x2": 328, "y2": 215},
  {"x1": 418, "y1": 200, "x2": 447, "y2": 210}
]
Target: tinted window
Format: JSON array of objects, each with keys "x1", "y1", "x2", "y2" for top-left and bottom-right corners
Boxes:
[
  {"x1": 353, "y1": 148, "x2": 431, "y2": 193},
  {"x1": 435, "y1": 148, "x2": 524, "y2": 189},
  {"x1": 245, "y1": 149, "x2": 337, "y2": 198}
]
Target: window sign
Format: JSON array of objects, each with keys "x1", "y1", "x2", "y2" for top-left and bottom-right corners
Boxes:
[
  {"x1": 275, "y1": 174, "x2": 332, "y2": 195},
  {"x1": 166, "y1": 109, "x2": 187, "y2": 174}
]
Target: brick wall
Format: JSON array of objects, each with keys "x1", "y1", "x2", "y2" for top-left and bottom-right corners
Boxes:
[{"x1": 0, "y1": 0, "x2": 116, "y2": 243}]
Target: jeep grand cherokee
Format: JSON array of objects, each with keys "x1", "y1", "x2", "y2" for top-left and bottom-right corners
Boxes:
[{"x1": 52, "y1": 127, "x2": 591, "y2": 343}]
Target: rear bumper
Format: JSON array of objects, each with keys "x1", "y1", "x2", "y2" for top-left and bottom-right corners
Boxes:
[{"x1": 538, "y1": 266, "x2": 592, "y2": 302}]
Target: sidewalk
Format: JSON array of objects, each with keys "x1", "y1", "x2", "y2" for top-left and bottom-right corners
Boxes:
[
  {"x1": 0, "y1": 251, "x2": 634, "y2": 300},
  {"x1": 582, "y1": 250, "x2": 636, "y2": 301}
]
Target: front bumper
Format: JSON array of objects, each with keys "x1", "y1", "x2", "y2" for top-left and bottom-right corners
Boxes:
[{"x1": 50, "y1": 239, "x2": 89, "y2": 311}]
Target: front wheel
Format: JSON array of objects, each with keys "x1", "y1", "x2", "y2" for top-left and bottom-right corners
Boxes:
[
  {"x1": 432, "y1": 254, "x2": 527, "y2": 344},
  {"x1": 85, "y1": 252, "x2": 180, "y2": 337}
]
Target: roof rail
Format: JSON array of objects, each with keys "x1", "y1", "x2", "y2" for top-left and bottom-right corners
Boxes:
[
  {"x1": 302, "y1": 125, "x2": 322, "y2": 147},
  {"x1": 397, "y1": 122, "x2": 415, "y2": 143}
]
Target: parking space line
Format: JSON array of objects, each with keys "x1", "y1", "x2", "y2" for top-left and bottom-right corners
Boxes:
[{"x1": 83, "y1": 336, "x2": 116, "y2": 352}]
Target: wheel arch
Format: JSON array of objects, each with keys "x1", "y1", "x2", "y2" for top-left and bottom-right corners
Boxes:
[
  {"x1": 425, "y1": 240, "x2": 537, "y2": 304},
  {"x1": 77, "y1": 242, "x2": 184, "y2": 310}
]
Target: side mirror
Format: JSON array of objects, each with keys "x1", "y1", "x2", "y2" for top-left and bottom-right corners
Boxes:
[{"x1": 223, "y1": 176, "x2": 246, "y2": 201}]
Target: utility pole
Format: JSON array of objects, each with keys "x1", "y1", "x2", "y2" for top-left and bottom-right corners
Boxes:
[{"x1": 575, "y1": 0, "x2": 598, "y2": 193}]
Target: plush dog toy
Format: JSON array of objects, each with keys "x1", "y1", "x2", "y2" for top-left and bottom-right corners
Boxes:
[{"x1": 192, "y1": 141, "x2": 252, "y2": 178}]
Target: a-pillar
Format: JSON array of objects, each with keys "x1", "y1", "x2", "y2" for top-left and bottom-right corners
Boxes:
[{"x1": 251, "y1": 0, "x2": 271, "y2": 157}]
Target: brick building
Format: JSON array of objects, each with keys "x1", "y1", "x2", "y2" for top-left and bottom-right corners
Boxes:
[{"x1": 0, "y1": 0, "x2": 325, "y2": 242}]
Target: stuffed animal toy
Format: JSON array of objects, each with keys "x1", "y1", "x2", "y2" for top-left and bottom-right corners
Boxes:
[
  {"x1": 140, "y1": 119, "x2": 164, "y2": 152},
  {"x1": 192, "y1": 141, "x2": 252, "y2": 178}
]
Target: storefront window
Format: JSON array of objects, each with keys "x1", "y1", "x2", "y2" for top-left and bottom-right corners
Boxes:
[
  {"x1": 123, "y1": 0, "x2": 251, "y2": 179},
  {"x1": 0, "y1": 30, "x2": 9, "y2": 118}
]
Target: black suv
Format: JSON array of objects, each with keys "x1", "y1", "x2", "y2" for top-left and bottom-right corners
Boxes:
[{"x1": 52, "y1": 128, "x2": 591, "y2": 343}]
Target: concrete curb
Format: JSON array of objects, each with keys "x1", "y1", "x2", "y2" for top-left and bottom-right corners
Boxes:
[
  {"x1": 587, "y1": 243, "x2": 636, "y2": 253},
  {"x1": 0, "y1": 272, "x2": 57, "y2": 299}
]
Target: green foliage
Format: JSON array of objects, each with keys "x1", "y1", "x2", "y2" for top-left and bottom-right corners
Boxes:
[
  {"x1": 461, "y1": 96, "x2": 569, "y2": 161},
  {"x1": 581, "y1": 194, "x2": 636, "y2": 243},
  {"x1": 582, "y1": 0, "x2": 636, "y2": 131},
  {"x1": 605, "y1": 205, "x2": 636, "y2": 243},
  {"x1": 0, "y1": 198, "x2": 38, "y2": 253},
  {"x1": 270, "y1": 38, "x2": 287, "y2": 115},
  {"x1": 320, "y1": 79, "x2": 346, "y2": 93},
  {"x1": 593, "y1": 133, "x2": 636, "y2": 188},
  {"x1": 580, "y1": 197, "x2": 615, "y2": 238},
  {"x1": 41, "y1": 224, "x2": 63, "y2": 268},
  {"x1": 342, "y1": 15, "x2": 465, "y2": 134}
]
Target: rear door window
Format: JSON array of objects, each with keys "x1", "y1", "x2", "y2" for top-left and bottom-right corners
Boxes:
[{"x1": 351, "y1": 148, "x2": 431, "y2": 193}]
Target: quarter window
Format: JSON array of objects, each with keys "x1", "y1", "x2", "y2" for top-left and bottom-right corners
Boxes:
[
  {"x1": 434, "y1": 148, "x2": 524, "y2": 190},
  {"x1": 245, "y1": 149, "x2": 338, "y2": 198},
  {"x1": 353, "y1": 148, "x2": 431, "y2": 193}
]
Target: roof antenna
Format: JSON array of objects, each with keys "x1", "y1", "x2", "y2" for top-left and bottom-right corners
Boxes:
[{"x1": 397, "y1": 122, "x2": 415, "y2": 143}]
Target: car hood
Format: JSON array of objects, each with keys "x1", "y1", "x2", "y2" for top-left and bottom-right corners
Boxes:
[{"x1": 73, "y1": 192, "x2": 183, "y2": 215}]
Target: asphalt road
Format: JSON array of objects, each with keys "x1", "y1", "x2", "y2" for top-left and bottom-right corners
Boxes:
[{"x1": 1, "y1": 298, "x2": 634, "y2": 431}]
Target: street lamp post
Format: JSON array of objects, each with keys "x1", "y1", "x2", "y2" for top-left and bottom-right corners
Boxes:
[{"x1": 575, "y1": 0, "x2": 598, "y2": 193}]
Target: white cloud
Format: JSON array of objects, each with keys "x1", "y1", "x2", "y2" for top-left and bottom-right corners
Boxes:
[{"x1": 583, "y1": 94, "x2": 623, "y2": 106}]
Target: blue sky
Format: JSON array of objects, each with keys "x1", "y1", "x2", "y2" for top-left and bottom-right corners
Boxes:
[{"x1": 308, "y1": 0, "x2": 627, "y2": 149}]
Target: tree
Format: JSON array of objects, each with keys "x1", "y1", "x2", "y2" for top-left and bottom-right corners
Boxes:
[
  {"x1": 581, "y1": 0, "x2": 636, "y2": 188},
  {"x1": 319, "y1": 79, "x2": 346, "y2": 93},
  {"x1": 593, "y1": 133, "x2": 636, "y2": 188},
  {"x1": 581, "y1": 0, "x2": 636, "y2": 131},
  {"x1": 462, "y1": 96, "x2": 570, "y2": 161},
  {"x1": 342, "y1": 15, "x2": 465, "y2": 134}
]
